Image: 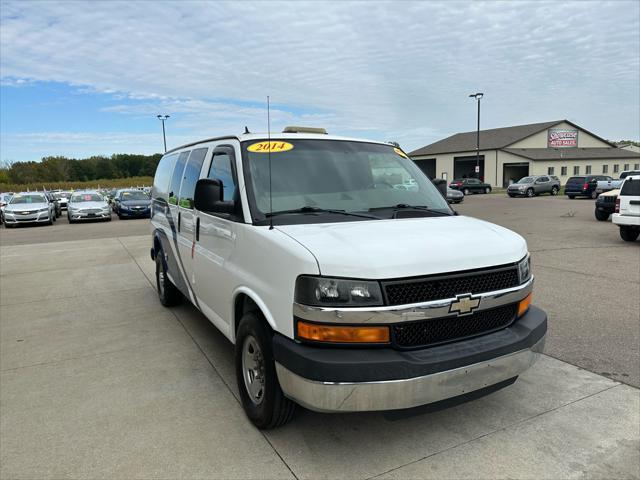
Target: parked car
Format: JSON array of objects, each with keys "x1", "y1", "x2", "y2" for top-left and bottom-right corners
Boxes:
[
  {"x1": 0, "y1": 192, "x2": 14, "y2": 224},
  {"x1": 67, "y1": 191, "x2": 112, "y2": 223},
  {"x1": 53, "y1": 191, "x2": 72, "y2": 210},
  {"x1": 594, "y1": 189, "x2": 619, "y2": 221},
  {"x1": 449, "y1": 178, "x2": 492, "y2": 195},
  {"x1": 613, "y1": 175, "x2": 640, "y2": 241},
  {"x1": 150, "y1": 129, "x2": 546, "y2": 428},
  {"x1": 113, "y1": 189, "x2": 151, "y2": 218},
  {"x1": 596, "y1": 170, "x2": 640, "y2": 194},
  {"x1": 44, "y1": 192, "x2": 61, "y2": 218},
  {"x1": 3, "y1": 192, "x2": 54, "y2": 227},
  {"x1": 446, "y1": 187, "x2": 464, "y2": 204},
  {"x1": 507, "y1": 175, "x2": 561, "y2": 197},
  {"x1": 565, "y1": 175, "x2": 611, "y2": 199}
]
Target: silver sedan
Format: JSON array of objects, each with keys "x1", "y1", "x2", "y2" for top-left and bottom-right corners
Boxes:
[
  {"x1": 67, "y1": 191, "x2": 112, "y2": 223},
  {"x1": 3, "y1": 192, "x2": 54, "y2": 227}
]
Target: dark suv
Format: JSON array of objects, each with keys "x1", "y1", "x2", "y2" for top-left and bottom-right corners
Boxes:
[
  {"x1": 565, "y1": 175, "x2": 611, "y2": 199},
  {"x1": 449, "y1": 178, "x2": 492, "y2": 195}
]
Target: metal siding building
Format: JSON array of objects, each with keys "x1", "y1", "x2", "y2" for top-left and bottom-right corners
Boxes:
[{"x1": 409, "y1": 120, "x2": 640, "y2": 187}]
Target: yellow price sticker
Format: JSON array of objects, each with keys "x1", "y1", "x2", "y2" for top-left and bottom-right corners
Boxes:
[
  {"x1": 247, "y1": 141, "x2": 294, "y2": 153},
  {"x1": 394, "y1": 147, "x2": 409, "y2": 159}
]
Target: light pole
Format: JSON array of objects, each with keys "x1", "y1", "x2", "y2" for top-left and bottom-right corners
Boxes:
[
  {"x1": 468, "y1": 93, "x2": 483, "y2": 178},
  {"x1": 157, "y1": 115, "x2": 170, "y2": 153}
]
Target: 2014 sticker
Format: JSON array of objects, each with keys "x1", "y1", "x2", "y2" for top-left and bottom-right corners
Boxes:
[
  {"x1": 247, "y1": 141, "x2": 294, "y2": 153},
  {"x1": 394, "y1": 147, "x2": 409, "y2": 159}
]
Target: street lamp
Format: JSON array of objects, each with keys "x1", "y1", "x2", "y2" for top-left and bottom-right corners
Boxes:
[
  {"x1": 468, "y1": 93, "x2": 483, "y2": 178},
  {"x1": 157, "y1": 115, "x2": 170, "y2": 153}
]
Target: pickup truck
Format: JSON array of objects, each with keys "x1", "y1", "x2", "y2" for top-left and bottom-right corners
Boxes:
[{"x1": 596, "y1": 170, "x2": 640, "y2": 194}]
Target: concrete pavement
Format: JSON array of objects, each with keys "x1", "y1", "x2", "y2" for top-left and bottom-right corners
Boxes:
[{"x1": 1, "y1": 197, "x2": 639, "y2": 479}]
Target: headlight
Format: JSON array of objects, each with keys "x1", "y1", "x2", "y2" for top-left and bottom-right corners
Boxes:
[
  {"x1": 295, "y1": 276, "x2": 383, "y2": 307},
  {"x1": 517, "y1": 255, "x2": 531, "y2": 284}
]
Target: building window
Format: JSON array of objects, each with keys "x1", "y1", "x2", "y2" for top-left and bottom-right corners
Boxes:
[
  {"x1": 635, "y1": 164, "x2": 639, "y2": 170},
  {"x1": 623, "y1": 164, "x2": 629, "y2": 171},
  {"x1": 561, "y1": 166, "x2": 567, "y2": 176},
  {"x1": 573, "y1": 166, "x2": 580, "y2": 175},
  {"x1": 585, "y1": 165, "x2": 592, "y2": 174},
  {"x1": 547, "y1": 167, "x2": 554, "y2": 175},
  {"x1": 603, "y1": 165, "x2": 608, "y2": 174},
  {"x1": 613, "y1": 164, "x2": 619, "y2": 173}
]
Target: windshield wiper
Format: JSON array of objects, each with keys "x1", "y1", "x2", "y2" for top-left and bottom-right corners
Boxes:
[
  {"x1": 369, "y1": 204, "x2": 452, "y2": 215},
  {"x1": 266, "y1": 206, "x2": 380, "y2": 220}
]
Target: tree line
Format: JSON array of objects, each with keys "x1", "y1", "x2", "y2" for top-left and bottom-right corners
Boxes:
[{"x1": 0, "y1": 153, "x2": 162, "y2": 185}]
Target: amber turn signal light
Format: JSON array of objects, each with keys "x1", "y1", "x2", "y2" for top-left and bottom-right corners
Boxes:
[
  {"x1": 297, "y1": 321, "x2": 390, "y2": 344},
  {"x1": 518, "y1": 293, "x2": 532, "y2": 317}
]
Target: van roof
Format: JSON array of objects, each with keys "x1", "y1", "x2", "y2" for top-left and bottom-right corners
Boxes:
[{"x1": 165, "y1": 132, "x2": 391, "y2": 155}]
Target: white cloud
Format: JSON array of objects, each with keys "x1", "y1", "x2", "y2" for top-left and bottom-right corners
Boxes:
[{"x1": 1, "y1": 0, "x2": 639, "y2": 157}]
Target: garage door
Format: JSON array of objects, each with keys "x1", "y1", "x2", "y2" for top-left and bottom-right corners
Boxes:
[{"x1": 454, "y1": 155, "x2": 485, "y2": 180}]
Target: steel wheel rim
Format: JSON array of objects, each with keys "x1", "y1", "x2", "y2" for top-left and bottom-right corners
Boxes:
[
  {"x1": 242, "y1": 335, "x2": 265, "y2": 405},
  {"x1": 157, "y1": 260, "x2": 165, "y2": 296}
]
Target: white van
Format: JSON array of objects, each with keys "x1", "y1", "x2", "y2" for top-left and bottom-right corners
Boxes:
[{"x1": 150, "y1": 128, "x2": 547, "y2": 428}]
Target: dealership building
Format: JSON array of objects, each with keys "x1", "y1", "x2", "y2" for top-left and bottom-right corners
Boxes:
[{"x1": 409, "y1": 120, "x2": 640, "y2": 187}]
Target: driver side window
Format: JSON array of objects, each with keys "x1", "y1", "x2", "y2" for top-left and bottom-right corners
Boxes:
[{"x1": 208, "y1": 151, "x2": 237, "y2": 201}]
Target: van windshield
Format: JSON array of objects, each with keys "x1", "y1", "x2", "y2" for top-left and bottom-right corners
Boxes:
[{"x1": 242, "y1": 139, "x2": 451, "y2": 224}]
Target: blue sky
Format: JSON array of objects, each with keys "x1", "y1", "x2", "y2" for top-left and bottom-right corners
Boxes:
[{"x1": 1, "y1": 0, "x2": 639, "y2": 162}]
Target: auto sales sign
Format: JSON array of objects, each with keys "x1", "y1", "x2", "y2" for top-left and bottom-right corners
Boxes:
[{"x1": 548, "y1": 129, "x2": 578, "y2": 147}]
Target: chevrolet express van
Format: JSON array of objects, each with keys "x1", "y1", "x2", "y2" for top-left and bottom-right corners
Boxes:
[{"x1": 150, "y1": 128, "x2": 547, "y2": 429}]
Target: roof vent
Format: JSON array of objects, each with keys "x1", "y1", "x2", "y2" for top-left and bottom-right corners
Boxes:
[{"x1": 282, "y1": 126, "x2": 327, "y2": 134}]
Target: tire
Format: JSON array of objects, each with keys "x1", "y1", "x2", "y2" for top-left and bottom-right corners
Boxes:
[
  {"x1": 47, "y1": 216, "x2": 53, "y2": 225},
  {"x1": 526, "y1": 188, "x2": 534, "y2": 198},
  {"x1": 508, "y1": 193, "x2": 515, "y2": 198},
  {"x1": 463, "y1": 188, "x2": 470, "y2": 195},
  {"x1": 484, "y1": 187, "x2": 491, "y2": 194},
  {"x1": 235, "y1": 312, "x2": 296, "y2": 429},
  {"x1": 619, "y1": 226, "x2": 639, "y2": 242},
  {"x1": 591, "y1": 191, "x2": 598, "y2": 199},
  {"x1": 568, "y1": 195, "x2": 575, "y2": 199},
  {"x1": 551, "y1": 186, "x2": 559, "y2": 195},
  {"x1": 594, "y1": 209, "x2": 609, "y2": 221},
  {"x1": 155, "y1": 249, "x2": 181, "y2": 307}
]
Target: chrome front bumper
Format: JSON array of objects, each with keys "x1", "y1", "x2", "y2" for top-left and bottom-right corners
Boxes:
[{"x1": 276, "y1": 335, "x2": 545, "y2": 413}]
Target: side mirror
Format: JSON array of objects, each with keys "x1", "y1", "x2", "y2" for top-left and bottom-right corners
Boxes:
[
  {"x1": 431, "y1": 178, "x2": 447, "y2": 198},
  {"x1": 194, "y1": 178, "x2": 235, "y2": 214}
]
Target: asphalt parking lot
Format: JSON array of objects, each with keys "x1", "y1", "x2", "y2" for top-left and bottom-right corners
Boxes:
[{"x1": 1, "y1": 196, "x2": 639, "y2": 479}]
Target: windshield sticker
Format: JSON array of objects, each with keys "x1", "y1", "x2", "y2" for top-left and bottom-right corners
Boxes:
[
  {"x1": 394, "y1": 147, "x2": 409, "y2": 159},
  {"x1": 247, "y1": 141, "x2": 294, "y2": 153}
]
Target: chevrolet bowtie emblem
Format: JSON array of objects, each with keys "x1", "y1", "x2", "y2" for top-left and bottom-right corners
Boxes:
[{"x1": 449, "y1": 294, "x2": 481, "y2": 316}]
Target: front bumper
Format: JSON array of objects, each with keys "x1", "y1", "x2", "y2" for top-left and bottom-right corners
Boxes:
[
  {"x1": 274, "y1": 305, "x2": 547, "y2": 412},
  {"x1": 3, "y1": 212, "x2": 51, "y2": 224},
  {"x1": 119, "y1": 208, "x2": 150, "y2": 217},
  {"x1": 69, "y1": 211, "x2": 111, "y2": 220}
]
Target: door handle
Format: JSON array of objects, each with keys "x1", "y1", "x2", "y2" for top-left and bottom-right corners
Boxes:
[
  {"x1": 178, "y1": 211, "x2": 181, "y2": 232},
  {"x1": 196, "y1": 217, "x2": 200, "y2": 241}
]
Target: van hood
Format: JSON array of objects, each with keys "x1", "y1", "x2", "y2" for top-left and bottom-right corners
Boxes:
[{"x1": 276, "y1": 215, "x2": 527, "y2": 279}]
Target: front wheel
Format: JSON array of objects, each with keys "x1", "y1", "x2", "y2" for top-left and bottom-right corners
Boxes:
[
  {"x1": 591, "y1": 191, "x2": 598, "y2": 199},
  {"x1": 526, "y1": 188, "x2": 534, "y2": 198},
  {"x1": 463, "y1": 188, "x2": 470, "y2": 195},
  {"x1": 620, "y1": 226, "x2": 639, "y2": 242},
  {"x1": 235, "y1": 312, "x2": 296, "y2": 429},
  {"x1": 551, "y1": 186, "x2": 559, "y2": 195},
  {"x1": 594, "y1": 209, "x2": 609, "y2": 221}
]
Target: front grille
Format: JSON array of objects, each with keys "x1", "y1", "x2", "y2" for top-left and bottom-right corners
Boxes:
[
  {"x1": 383, "y1": 266, "x2": 520, "y2": 306},
  {"x1": 392, "y1": 303, "x2": 518, "y2": 348}
]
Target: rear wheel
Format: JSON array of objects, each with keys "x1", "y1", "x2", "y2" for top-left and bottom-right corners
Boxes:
[
  {"x1": 551, "y1": 186, "x2": 559, "y2": 195},
  {"x1": 484, "y1": 187, "x2": 491, "y2": 194},
  {"x1": 568, "y1": 195, "x2": 575, "y2": 199},
  {"x1": 235, "y1": 312, "x2": 296, "y2": 429},
  {"x1": 526, "y1": 188, "x2": 534, "y2": 198},
  {"x1": 594, "y1": 209, "x2": 609, "y2": 221},
  {"x1": 155, "y1": 249, "x2": 181, "y2": 306},
  {"x1": 620, "y1": 226, "x2": 639, "y2": 242}
]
